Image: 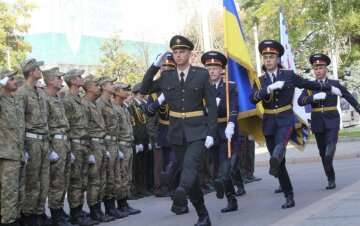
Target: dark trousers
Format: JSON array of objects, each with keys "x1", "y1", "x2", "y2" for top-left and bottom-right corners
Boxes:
[
  {"x1": 154, "y1": 146, "x2": 174, "y2": 192},
  {"x1": 173, "y1": 139, "x2": 205, "y2": 206},
  {"x1": 265, "y1": 126, "x2": 294, "y2": 196},
  {"x1": 217, "y1": 141, "x2": 237, "y2": 198},
  {"x1": 314, "y1": 128, "x2": 339, "y2": 180}
]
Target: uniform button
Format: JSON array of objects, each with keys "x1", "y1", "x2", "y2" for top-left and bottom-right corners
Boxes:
[
  {"x1": 182, "y1": 99, "x2": 184, "y2": 101},
  {"x1": 321, "y1": 105, "x2": 324, "y2": 107},
  {"x1": 182, "y1": 90, "x2": 185, "y2": 92},
  {"x1": 275, "y1": 92, "x2": 278, "y2": 94},
  {"x1": 276, "y1": 99, "x2": 278, "y2": 101},
  {"x1": 275, "y1": 105, "x2": 278, "y2": 108},
  {"x1": 182, "y1": 108, "x2": 185, "y2": 110}
]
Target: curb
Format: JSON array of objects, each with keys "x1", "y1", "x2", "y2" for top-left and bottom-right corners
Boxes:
[
  {"x1": 307, "y1": 137, "x2": 360, "y2": 144},
  {"x1": 255, "y1": 152, "x2": 360, "y2": 167}
]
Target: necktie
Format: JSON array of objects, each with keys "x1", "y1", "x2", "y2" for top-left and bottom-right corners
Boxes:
[
  {"x1": 180, "y1": 72, "x2": 185, "y2": 88},
  {"x1": 319, "y1": 80, "x2": 323, "y2": 84},
  {"x1": 272, "y1": 73, "x2": 277, "y2": 83},
  {"x1": 213, "y1": 84, "x2": 217, "y2": 89}
]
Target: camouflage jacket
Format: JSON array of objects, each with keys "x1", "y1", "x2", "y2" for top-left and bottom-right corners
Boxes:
[
  {"x1": 96, "y1": 96, "x2": 119, "y2": 137},
  {"x1": 82, "y1": 97, "x2": 106, "y2": 138},
  {"x1": 112, "y1": 102, "x2": 134, "y2": 142}
]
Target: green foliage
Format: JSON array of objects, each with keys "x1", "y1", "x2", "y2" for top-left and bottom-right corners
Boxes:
[{"x1": 0, "y1": 0, "x2": 35, "y2": 70}]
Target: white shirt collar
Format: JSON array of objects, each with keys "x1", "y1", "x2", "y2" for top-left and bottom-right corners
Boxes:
[
  {"x1": 177, "y1": 65, "x2": 191, "y2": 81},
  {"x1": 134, "y1": 98, "x2": 142, "y2": 106}
]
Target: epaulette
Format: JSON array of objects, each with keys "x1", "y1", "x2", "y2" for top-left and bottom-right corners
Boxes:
[{"x1": 150, "y1": 93, "x2": 158, "y2": 101}]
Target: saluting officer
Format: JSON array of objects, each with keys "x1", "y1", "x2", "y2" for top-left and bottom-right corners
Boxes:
[
  {"x1": 298, "y1": 54, "x2": 360, "y2": 190},
  {"x1": 249, "y1": 40, "x2": 342, "y2": 209},
  {"x1": 201, "y1": 51, "x2": 239, "y2": 213},
  {"x1": 140, "y1": 35, "x2": 217, "y2": 226}
]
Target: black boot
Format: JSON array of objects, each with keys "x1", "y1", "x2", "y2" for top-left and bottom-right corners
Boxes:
[
  {"x1": 60, "y1": 208, "x2": 70, "y2": 221},
  {"x1": 221, "y1": 197, "x2": 238, "y2": 213},
  {"x1": 50, "y1": 208, "x2": 71, "y2": 226},
  {"x1": 96, "y1": 202, "x2": 115, "y2": 222},
  {"x1": 39, "y1": 213, "x2": 52, "y2": 226},
  {"x1": 104, "y1": 198, "x2": 127, "y2": 219},
  {"x1": 70, "y1": 207, "x2": 97, "y2": 226},
  {"x1": 2, "y1": 222, "x2": 20, "y2": 226},
  {"x1": 275, "y1": 185, "x2": 283, "y2": 193},
  {"x1": 236, "y1": 184, "x2": 246, "y2": 196},
  {"x1": 194, "y1": 203, "x2": 211, "y2": 226},
  {"x1": 325, "y1": 143, "x2": 336, "y2": 171},
  {"x1": 269, "y1": 144, "x2": 286, "y2": 178},
  {"x1": 78, "y1": 204, "x2": 90, "y2": 218},
  {"x1": 89, "y1": 204, "x2": 111, "y2": 223},
  {"x1": 117, "y1": 198, "x2": 141, "y2": 215},
  {"x1": 171, "y1": 187, "x2": 188, "y2": 215},
  {"x1": 281, "y1": 194, "x2": 295, "y2": 209},
  {"x1": 326, "y1": 178, "x2": 336, "y2": 190},
  {"x1": 213, "y1": 179, "x2": 225, "y2": 199},
  {"x1": 21, "y1": 214, "x2": 39, "y2": 226}
]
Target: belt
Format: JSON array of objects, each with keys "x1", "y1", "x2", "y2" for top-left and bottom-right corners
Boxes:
[
  {"x1": 119, "y1": 141, "x2": 132, "y2": 146},
  {"x1": 71, "y1": 139, "x2": 87, "y2": 145},
  {"x1": 169, "y1": 110, "x2": 204, "y2": 119},
  {"x1": 263, "y1": 105, "x2": 292, "y2": 115},
  {"x1": 312, "y1": 106, "x2": 337, "y2": 112},
  {"x1": 105, "y1": 135, "x2": 117, "y2": 141},
  {"x1": 25, "y1": 132, "x2": 44, "y2": 140},
  {"x1": 159, "y1": 119, "x2": 169, "y2": 125},
  {"x1": 90, "y1": 137, "x2": 104, "y2": 144},
  {"x1": 217, "y1": 117, "x2": 227, "y2": 123},
  {"x1": 53, "y1": 134, "x2": 68, "y2": 141}
]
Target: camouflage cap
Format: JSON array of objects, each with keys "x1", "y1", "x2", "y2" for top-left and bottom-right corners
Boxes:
[
  {"x1": 42, "y1": 67, "x2": 65, "y2": 80},
  {"x1": 20, "y1": 58, "x2": 44, "y2": 73},
  {"x1": 15, "y1": 75, "x2": 25, "y2": 83},
  {"x1": 83, "y1": 74, "x2": 101, "y2": 88},
  {"x1": 0, "y1": 69, "x2": 18, "y2": 80},
  {"x1": 99, "y1": 76, "x2": 117, "y2": 86},
  {"x1": 114, "y1": 82, "x2": 131, "y2": 90},
  {"x1": 64, "y1": 69, "x2": 85, "y2": 84},
  {"x1": 132, "y1": 82, "x2": 142, "y2": 93}
]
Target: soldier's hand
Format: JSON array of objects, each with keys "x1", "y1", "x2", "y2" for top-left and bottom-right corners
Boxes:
[
  {"x1": 154, "y1": 51, "x2": 171, "y2": 67},
  {"x1": 267, "y1": 81, "x2": 285, "y2": 93},
  {"x1": 0, "y1": 76, "x2": 9, "y2": 86},
  {"x1": 331, "y1": 86, "x2": 342, "y2": 96},
  {"x1": 313, "y1": 92, "x2": 326, "y2": 101},
  {"x1": 70, "y1": 153, "x2": 76, "y2": 164},
  {"x1": 118, "y1": 150, "x2": 125, "y2": 160},
  {"x1": 158, "y1": 93, "x2": 166, "y2": 105},
  {"x1": 204, "y1": 136, "x2": 214, "y2": 149},
  {"x1": 23, "y1": 150, "x2": 29, "y2": 164},
  {"x1": 49, "y1": 150, "x2": 59, "y2": 163},
  {"x1": 88, "y1": 154, "x2": 96, "y2": 165},
  {"x1": 216, "y1": 97, "x2": 221, "y2": 107},
  {"x1": 148, "y1": 143, "x2": 152, "y2": 151},
  {"x1": 105, "y1": 150, "x2": 111, "y2": 159},
  {"x1": 135, "y1": 144, "x2": 144, "y2": 153},
  {"x1": 225, "y1": 122, "x2": 235, "y2": 140}
]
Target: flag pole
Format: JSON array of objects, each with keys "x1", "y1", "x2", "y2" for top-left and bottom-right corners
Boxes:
[{"x1": 224, "y1": 48, "x2": 231, "y2": 159}]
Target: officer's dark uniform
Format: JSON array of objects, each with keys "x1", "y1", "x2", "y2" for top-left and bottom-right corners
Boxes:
[
  {"x1": 298, "y1": 54, "x2": 360, "y2": 189},
  {"x1": 145, "y1": 54, "x2": 178, "y2": 197},
  {"x1": 201, "y1": 51, "x2": 240, "y2": 213},
  {"x1": 249, "y1": 40, "x2": 333, "y2": 209},
  {"x1": 129, "y1": 83, "x2": 150, "y2": 197},
  {"x1": 140, "y1": 35, "x2": 217, "y2": 226}
]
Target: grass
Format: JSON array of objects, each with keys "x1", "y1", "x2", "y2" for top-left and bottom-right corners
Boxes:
[{"x1": 309, "y1": 129, "x2": 360, "y2": 140}]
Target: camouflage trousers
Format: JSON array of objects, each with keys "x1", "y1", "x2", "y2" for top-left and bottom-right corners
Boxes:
[
  {"x1": 18, "y1": 162, "x2": 25, "y2": 218},
  {"x1": 87, "y1": 140, "x2": 107, "y2": 207},
  {"x1": 117, "y1": 142, "x2": 133, "y2": 199},
  {"x1": 48, "y1": 139, "x2": 70, "y2": 209},
  {"x1": 22, "y1": 138, "x2": 49, "y2": 215},
  {"x1": 0, "y1": 159, "x2": 21, "y2": 224},
  {"x1": 67, "y1": 141, "x2": 88, "y2": 208},
  {"x1": 104, "y1": 140, "x2": 120, "y2": 200}
]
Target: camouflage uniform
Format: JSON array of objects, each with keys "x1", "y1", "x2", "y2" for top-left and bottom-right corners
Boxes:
[
  {"x1": 42, "y1": 68, "x2": 71, "y2": 211},
  {"x1": 0, "y1": 70, "x2": 25, "y2": 224}
]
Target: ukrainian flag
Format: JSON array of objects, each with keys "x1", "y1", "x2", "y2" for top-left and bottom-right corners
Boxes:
[{"x1": 224, "y1": 0, "x2": 265, "y2": 143}]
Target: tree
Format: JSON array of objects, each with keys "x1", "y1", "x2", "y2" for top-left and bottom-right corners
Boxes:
[
  {"x1": 96, "y1": 32, "x2": 143, "y2": 85},
  {"x1": 0, "y1": 0, "x2": 36, "y2": 70}
]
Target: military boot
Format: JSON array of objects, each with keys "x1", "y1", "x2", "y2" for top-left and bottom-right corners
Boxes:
[
  {"x1": 213, "y1": 179, "x2": 225, "y2": 199},
  {"x1": 96, "y1": 203, "x2": 114, "y2": 222},
  {"x1": 117, "y1": 197, "x2": 141, "y2": 215},
  {"x1": 326, "y1": 178, "x2": 336, "y2": 190},
  {"x1": 104, "y1": 197, "x2": 127, "y2": 219},
  {"x1": 275, "y1": 185, "x2": 283, "y2": 193},
  {"x1": 221, "y1": 196, "x2": 238, "y2": 213},
  {"x1": 325, "y1": 143, "x2": 336, "y2": 171},
  {"x1": 269, "y1": 144, "x2": 286, "y2": 178},
  {"x1": 236, "y1": 184, "x2": 246, "y2": 196},
  {"x1": 171, "y1": 187, "x2": 188, "y2": 215},
  {"x1": 50, "y1": 208, "x2": 71, "y2": 226},
  {"x1": 89, "y1": 204, "x2": 111, "y2": 223},
  {"x1": 70, "y1": 207, "x2": 97, "y2": 226},
  {"x1": 21, "y1": 214, "x2": 39, "y2": 226},
  {"x1": 194, "y1": 202, "x2": 211, "y2": 226},
  {"x1": 282, "y1": 194, "x2": 295, "y2": 209}
]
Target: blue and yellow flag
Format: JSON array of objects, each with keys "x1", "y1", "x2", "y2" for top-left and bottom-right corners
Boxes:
[{"x1": 223, "y1": 0, "x2": 265, "y2": 143}]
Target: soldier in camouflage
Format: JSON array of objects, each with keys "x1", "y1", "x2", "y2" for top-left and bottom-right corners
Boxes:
[
  {"x1": 14, "y1": 58, "x2": 51, "y2": 226},
  {"x1": 0, "y1": 70, "x2": 25, "y2": 226}
]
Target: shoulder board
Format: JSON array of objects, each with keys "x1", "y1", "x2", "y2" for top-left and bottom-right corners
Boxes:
[
  {"x1": 150, "y1": 93, "x2": 158, "y2": 101},
  {"x1": 306, "y1": 90, "x2": 313, "y2": 96}
]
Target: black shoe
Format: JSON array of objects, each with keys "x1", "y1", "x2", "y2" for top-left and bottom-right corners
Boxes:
[
  {"x1": 275, "y1": 186, "x2": 283, "y2": 193},
  {"x1": 326, "y1": 179, "x2": 336, "y2": 190},
  {"x1": 221, "y1": 198, "x2": 238, "y2": 213},
  {"x1": 213, "y1": 180, "x2": 224, "y2": 199},
  {"x1": 194, "y1": 203, "x2": 211, "y2": 226},
  {"x1": 281, "y1": 195, "x2": 295, "y2": 209},
  {"x1": 247, "y1": 175, "x2": 262, "y2": 182},
  {"x1": 269, "y1": 156, "x2": 280, "y2": 178},
  {"x1": 235, "y1": 186, "x2": 246, "y2": 196},
  {"x1": 172, "y1": 187, "x2": 188, "y2": 214},
  {"x1": 50, "y1": 208, "x2": 71, "y2": 226},
  {"x1": 89, "y1": 204, "x2": 112, "y2": 223},
  {"x1": 70, "y1": 207, "x2": 96, "y2": 226},
  {"x1": 104, "y1": 198, "x2": 127, "y2": 219},
  {"x1": 174, "y1": 205, "x2": 189, "y2": 215},
  {"x1": 117, "y1": 198, "x2": 141, "y2": 215}
]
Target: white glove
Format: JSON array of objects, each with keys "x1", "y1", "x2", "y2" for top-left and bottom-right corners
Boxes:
[
  {"x1": 154, "y1": 51, "x2": 170, "y2": 67},
  {"x1": 23, "y1": 150, "x2": 29, "y2": 164},
  {"x1": 331, "y1": 86, "x2": 342, "y2": 96},
  {"x1": 225, "y1": 122, "x2": 235, "y2": 140},
  {"x1": 105, "y1": 150, "x2": 111, "y2": 159},
  {"x1": 158, "y1": 93, "x2": 165, "y2": 105},
  {"x1": 118, "y1": 150, "x2": 125, "y2": 160},
  {"x1": 267, "y1": 81, "x2": 285, "y2": 93},
  {"x1": 0, "y1": 77, "x2": 9, "y2": 86},
  {"x1": 49, "y1": 150, "x2": 59, "y2": 163},
  {"x1": 70, "y1": 153, "x2": 76, "y2": 164},
  {"x1": 313, "y1": 92, "x2": 326, "y2": 101},
  {"x1": 204, "y1": 136, "x2": 214, "y2": 149},
  {"x1": 135, "y1": 144, "x2": 144, "y2": 153},
  {"x1": 88, "y1": 154, "x2": 96, "y2": 165},
  {"x1": 148, "y1": 143, "x2": 152, "y2": 151},
  {"x1": 216, "y1": 97, "x2": 221, "y2": 107}
]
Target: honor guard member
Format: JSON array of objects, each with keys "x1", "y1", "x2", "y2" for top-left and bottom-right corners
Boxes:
[
  {"x1": 42, "y1": 67, "x2": 72, "y2": 226},
  {"x1": 130, "y1": 82, "x2": 150, "y2": 197},
  {"x1": 249, "y1": 40, "x2": 343, "y2": 209},
  {"x1": 201, "y1": 51, "x2": 239, "y2": 213},
  {"x1": 145, "y1": 53, "x2": 178, "y2": 198},
  {"x1": 96, "y1": 76, "x2": 128, "y2": 219},
  {"x1": 112, "y1": 82, "x2": 141, "y2": 215},
  {"x1": 298, "y1": 54, "x2": 360, "y2": 189},
  {"x1": 14, "y1": 58, "x2": 52, "y2": 226},
  {"x1": 0, "y1": 70, "x2": 25, "y2": 226},
  {"x1": 63, "y1": 69, "x2": 98, "y2": 226},
  {"x1": 82, "y1": 75, "x2": 114, "y2": 223},
  {"x1": 140, "y1": 35, "x2": 217, "y2": 226}
]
